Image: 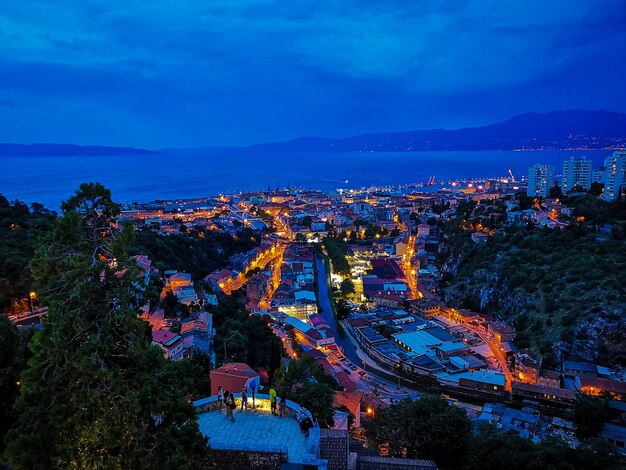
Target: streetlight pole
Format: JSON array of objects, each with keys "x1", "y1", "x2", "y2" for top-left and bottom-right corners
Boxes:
[{"x1": 29, "y1": 291, "x2": 36, "y2": 315}]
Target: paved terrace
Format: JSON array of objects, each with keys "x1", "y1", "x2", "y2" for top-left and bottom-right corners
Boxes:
[{"x1": 194, "y1": 394, "x2": 322, "y2": 466}]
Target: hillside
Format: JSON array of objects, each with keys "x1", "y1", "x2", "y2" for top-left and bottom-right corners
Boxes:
[
  {"x1": 247, "y1": 110, "x2": 626, "y2": 152},
  {"x1": 440, "y1": 220, "x2": 626, "y2": 367},
  {"x1": 0, "y1": 143, "x2": 159, "y2": 156}
]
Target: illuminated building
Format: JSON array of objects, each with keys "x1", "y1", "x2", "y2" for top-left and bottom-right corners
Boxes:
[
  {"x1": 602, "y1": 151, "x2": 626, "y2": 201},
  {"x1": 562, "y1": 156, "x2": 592, "y2": 191},
  {"x1": 527, "y1": 164, "x2": 554, "y2": 198}
]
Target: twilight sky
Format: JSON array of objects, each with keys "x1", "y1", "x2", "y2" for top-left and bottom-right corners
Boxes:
[{"x1": 0, "y1": 0, "x2": 625, "y2": 148}]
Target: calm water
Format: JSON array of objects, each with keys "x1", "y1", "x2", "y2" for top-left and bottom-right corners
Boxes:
[{"x1": 0, "y1": 149, "x2": 609, "y2": 210}]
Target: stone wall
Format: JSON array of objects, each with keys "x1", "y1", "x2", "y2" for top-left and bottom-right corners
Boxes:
[
  {"x1": 358, "y1": 455, "x2": 437, "y2": 470},
  {"x1": 199, "y1": 449, "x2": 286, "y2": 470},
  {"x1": 320, "y1": 429, "x2": 349, "y2": 470}
]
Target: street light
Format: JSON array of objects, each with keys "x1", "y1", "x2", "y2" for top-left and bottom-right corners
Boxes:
[{"x1": 29, "y1": 291, "x2": 36, "y2": 314}]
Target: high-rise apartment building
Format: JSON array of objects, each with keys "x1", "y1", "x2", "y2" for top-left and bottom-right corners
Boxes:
[
  {"x1": 527, "y1": 164, "x2": 554, "y2": 198},
  {"x1": 602, "y1": 151, "x2": 626, "y2": 201},
  {"x1": 592, "y1": 166, "x2": 605, "y2": 184},
  {"x1": 562, "y1": 156, "x2": 592, "y2": 192}
]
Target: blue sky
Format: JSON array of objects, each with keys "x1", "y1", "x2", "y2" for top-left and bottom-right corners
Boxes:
[{"x1": 0, "y1": 0, "x2": 625, "y2": 148}]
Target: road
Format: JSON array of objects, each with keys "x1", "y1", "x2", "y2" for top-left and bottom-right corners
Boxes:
[
  {"x1": 315, "y1": 255, "x2": 362, "y2": 366},
  {"x1": 468, "y1": 324, "x2": 513, "y2": 391},
  {"x1": 258, "y1": 244, "x2": 286, "y2": 310},
  {"x1": 219, "y1": 243, "x2": 284, "y2": 295},
  {"x1": 313, "y1": 254, "x2": 419, "y2": 402},
  {"x1": 401, "y1": 233, "x2": 419, "y2": 298},
  {"x1": 441, "y1": 309, "x2": 513, "y2": 391}
]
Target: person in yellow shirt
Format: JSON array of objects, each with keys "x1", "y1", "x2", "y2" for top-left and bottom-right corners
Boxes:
[{"x1": 269, "y1": 387, "x2": 277, "y2": 415}]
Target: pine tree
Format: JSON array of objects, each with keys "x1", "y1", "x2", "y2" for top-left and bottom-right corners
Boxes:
[
  {"x1": 0, "y1": 316, "x2": 26, "y2": 451},
  {"x1": 4, "y1": 183, "x2": 208, "y2": 469}
]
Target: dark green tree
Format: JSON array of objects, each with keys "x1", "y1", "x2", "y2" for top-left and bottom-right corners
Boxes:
[
  {"x1": 142, "y1": 273, "x2": 164, "y2": 312},
  {"x1": 3, "y1": 183, "x2": 207, "y2": 469},
  {"x1": 163, "y1": 291, "x2": 182, "y2": 318},
  {"x1": 273, "y1": 356, "x2": 336, "y2": 428},
  {"x1": 290, "y1": 382, "x2": 336, "y2": 428},
  {"x1": 0, "y1": 195, "x2": 56, "y2": 313},
  {"x1": 573, "y1": 394, "x2": 609, "y2": 439},
  {"x1": 339, "y1": 278, "x2": 355, "y2": 298},
  {"x1": 549, "y1": 185, "x2": 563, "y2": 199},
  {"x1": 365, "y1": 395, "x2": 472, "y2": 469},
  {"x1": 172, "y1": 350, "x2": 213, "y2": 399},
  {"x1": 335, "y1": 298, "x2": 352, "y2": 320},
  {"x1": 0, "y1": 316, "x2": 26, "y2": 451},
  {"x1": 462, "y1": 423, "x2": 538, "y2": 470}
]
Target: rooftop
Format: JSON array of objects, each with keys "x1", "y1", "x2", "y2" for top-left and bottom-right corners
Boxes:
[
  {"x1": 152, "y1": 328, "x2": 181, "y2": 346},
  {"x1": 194, "y1": 395, "x2": 321, "y2": 465}
]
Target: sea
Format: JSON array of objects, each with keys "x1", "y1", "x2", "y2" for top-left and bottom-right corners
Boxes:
[{"x1": 0, "y1": 149, "x2": 611, "y2": 210}]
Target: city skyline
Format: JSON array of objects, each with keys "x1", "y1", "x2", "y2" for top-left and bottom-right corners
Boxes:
[{"x1": 0, "y1": 1, "x2": 625, "y2": 148}]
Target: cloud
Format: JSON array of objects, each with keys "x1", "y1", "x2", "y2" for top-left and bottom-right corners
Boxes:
[{"x1": 0, "y1": 0, "x2": 624, "y2": 146}]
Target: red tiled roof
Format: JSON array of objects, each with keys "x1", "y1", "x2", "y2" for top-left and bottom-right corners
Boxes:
[
  {"x1": 210, "y1": 362, "x2": 259, "y2": 396},
  {"x1": 152, "y1": 329, "x2": 180, "y2": 345},
  {"x1": 579, "y1": 377, "x2": 626, "y2": 394}
]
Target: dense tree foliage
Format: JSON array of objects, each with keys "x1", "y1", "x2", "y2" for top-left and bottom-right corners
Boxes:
[
  {"x1": 3, "y1": 183, "x2": 207, "y2": 469},
  {"x1": 322, "y1": 237, "x2": 350, "y2": 276},
  {"x1": 171, "y1": 350, "x2": 213, "y2": 400},
  {"x1": 464, "y1": 424, "x2": 624, "y2": 470},
  {"x1": 339, "y1": 278, "x2": 355, "y2": 298},
  {"x1": 366, "y1": 397, "x2": 624, "y2": 470},
  {"x1": 273, "y1": 355, "x2": 338, "y2": 427},
  {"x1": 335, "y1": 298, "x2": 353, "y2": 320},
  {"x1": 573, "y1": 395, "x2": 609, "y2": 439},
  {"x1": 290, "y1": 381, "x2": 336, "y2": 428},
  {"x1": 0, "y1": 316, "x2": 27, "y2": 451},
  {"x1": 0, "y1": 195, "x2": 56, "y2": 313},
  {"x1": 130, "y1": 226, "x2": 259, "y2": 280},
  {"x1": 365, "y1": 396, "x2": 472, "y2": 468},
  {"x1": 209, "y1": 295, "x2": 276, "y2": 368}
]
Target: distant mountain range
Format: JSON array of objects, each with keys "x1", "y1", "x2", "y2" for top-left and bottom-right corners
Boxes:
[
  {"x1": 246, "y1": 109, "x2": 626, "y2": 152},
  {"x1": 2, "y1": 110, "x2": 626, "y2": 156},
  {"x1": 0, "y1": 143, "x2": 159, "y2": 156}
]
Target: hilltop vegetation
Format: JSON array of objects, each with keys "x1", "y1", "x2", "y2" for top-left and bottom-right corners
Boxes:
[
  {"x1": 440, "y1": 198, "x2": 626, "y2": 366},
  {"x1": 0, "y1": 196, "x2": 56, "y2": 313},
  {"x1": 366, "y1": 395, "x2": 624, "y2": 470},
  {"x1": 3, "y1": 184, "x2": 208, "y2": 468},
  {"x1": 130, "y1": 226, "x2": 259, "y2": 281}
]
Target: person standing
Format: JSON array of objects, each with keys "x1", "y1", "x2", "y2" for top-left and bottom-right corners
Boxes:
[
  {"x1": 217, "y1": 386, "x2": 224, "y2": 413},
  {"x1": 278, "y1": 391, "x2": 287, "y2": 418},
  {"x1": 241, "y1": 386, "x2": 248, "y2": 411},
  {"x1": 296, "y1": 405, "x2": 307, "y2": 432},
  {"x1": 225, "y1": 391, "x2": 235, "y2": 422},
  {"x1": 250, "y1": 380, "x2": 256, "y2": 409},
  {"x1": 269, "y1": 387, "x2": 277, "y2": 415}
]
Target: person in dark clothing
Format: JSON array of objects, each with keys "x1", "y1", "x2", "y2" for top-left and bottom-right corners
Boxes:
[
  {"x1": 217, "y1": 386, "x2": 224, "y2": 413},
  {"x1": 224, "y1": 391, "x2": 236, "y2": 422}
]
